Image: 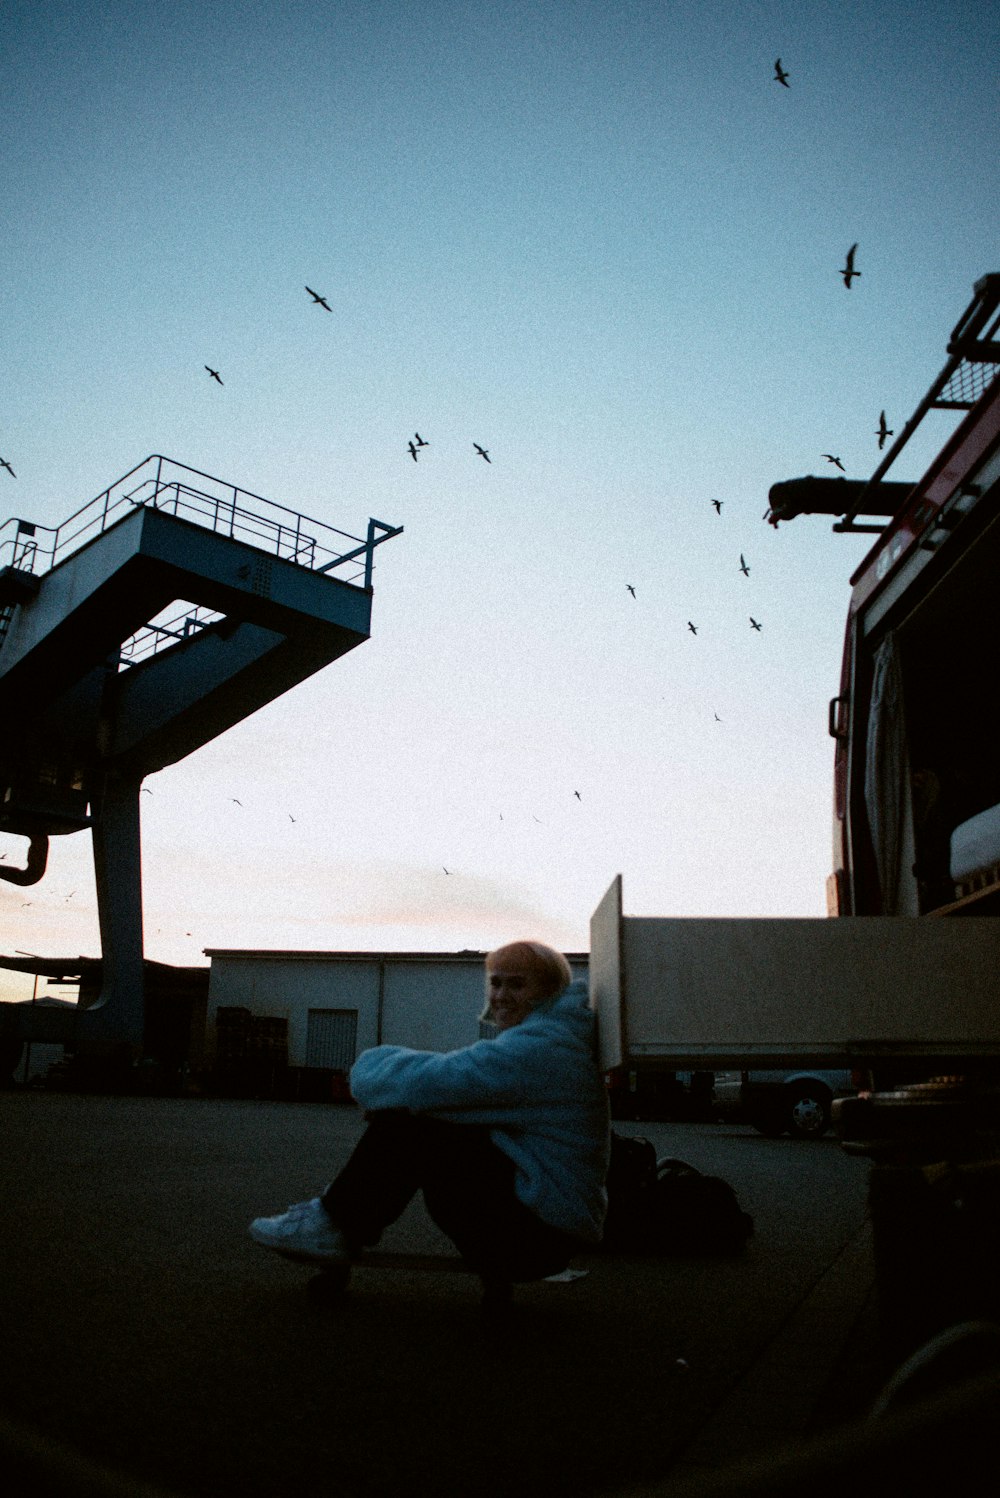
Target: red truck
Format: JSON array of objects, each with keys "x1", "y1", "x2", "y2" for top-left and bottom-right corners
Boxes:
[
  {"x1": 767, "y1": 271, "x2": 1000, "y2": 1353},
  {"x1": 767, "y1": 272, "x2": 1000, "y2": 929}
]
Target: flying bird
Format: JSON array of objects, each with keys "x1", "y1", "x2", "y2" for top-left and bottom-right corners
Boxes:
[
  {"x1": 473, "y1": 443, "x2": 491, "y2": 462},
  {"x1": 773, "y1": 58, "x2": 790, "y2": 87},
  {"x1": 839, "y1": 244, "x2": 861, "y2": 288},
  {"x1": 0, "y1": 458, "x2": 15, "y2": 478},
  {"x1": 443, "y1": 867, "x2": 452, "y2": 875},
  {"x1": 414, "y1": 433, "x2": 428, "y2": 447},
  {"x1": 626, "y1": 584, "x2": 636, "y2": 598},
  {"x1": 687, "y1": 622, "x2": 698, "y2": 635},
  {"x1": 205, "y1": 366, "x2": 223, "y2": 385},
  {"x1": 876, "y1": 410, "x2": 893, "y2": 449},
  {"x1": 750, "y1": 617, "x2": 763, "y2": 631},
  {"x1": 230, "y1": 798, "x2": 243, "y2": 807},
  {"x1": 714, "y1": 713, "x2": 722, "y2": 722},
  {"x1": 305, "y1": 286, "x2": 332, "y2": 311},
  {"x1": 822, "y1": 453, "x2": 846, "y2": 471},
  {"x1": 574, "y1": 791, "x2": 582, "y2": 800},
  {"x1": 712, "y1": 499, "x2": 723, "y2": 514},
  {"x1": 739, "y1": 554, "x2": 750, "y2": 576},
  {"x1": 407, "y1": 441, "x2": 419, "y2": 461}
]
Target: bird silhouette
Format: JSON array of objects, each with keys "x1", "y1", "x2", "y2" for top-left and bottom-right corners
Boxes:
[
  {"x1": 773, "y1": 58, "x2": 790, "y2": 87},
  {"x1": 876, "y1": 410, "x2": 894, "y2": 449},
  {"x1": 473, "y1": 443, "x2": 491, "y2": 462},
  {"x1": 0, "y1": 458, "x2": 15, "y2": 478},
  {"x1": 688, "y1": 622, "x2": 698, "y2": 635},
  {"x1": 414, "y1": 433, "x2": 428, "y2": 447},
  {"x1": 712, "y1": 499, "x2": 723, "y2": 514},
  {"x1": 230, "y1": 798, "x2": 243, "y2": 806},
  {"x1": 408, "y1": 441, "x2": 419, "y2": 461},
  {"x1": 574, "y1": 791, "x2": 582, "y2": 800},
  {"x1": 839, "y1": 244, "x2": 860, "y2": 288},
  {"x1": 205, "y1": 366, "x2": 223, "y2": 385},
  {"x1": 750, "y1": 617, "x2": 762, "y2": 631},
  {"x1": 739, "y1": 554, "x2": 750, "y2": 576},
  {"x1": 822, "y1": 454, "x2": 846, "y2": 471},
  {"x1": 714, "y1": 713, "x2": 722, "y2": 722},
  {"x1": 305, "y1": 286, "x2": 332, "y2": 311},
  {"x1": 443, "y1": 867, "x2": 452, "y2": 874},
  {"x1": 626, "y1": 584, "x2": 636, "y2": 598}
]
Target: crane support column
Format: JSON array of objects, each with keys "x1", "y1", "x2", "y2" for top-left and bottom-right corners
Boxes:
[{"x1": 87, "y1": 771, "x2": 145, "y2": 1054}]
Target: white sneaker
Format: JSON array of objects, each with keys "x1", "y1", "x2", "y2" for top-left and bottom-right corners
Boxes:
[{"x1": 249, "y1": 1197, "x2": 350, "y2": 1265}]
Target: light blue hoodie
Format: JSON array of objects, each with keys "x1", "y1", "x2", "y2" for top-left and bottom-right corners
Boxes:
[{"x1": 349, "y1": 979, "x2": 610, "y2": 1243}]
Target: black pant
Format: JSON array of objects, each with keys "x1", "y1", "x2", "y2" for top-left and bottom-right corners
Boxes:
[{"x1": 321, "y1": 1111, "x2": 580, "y2": 1282}]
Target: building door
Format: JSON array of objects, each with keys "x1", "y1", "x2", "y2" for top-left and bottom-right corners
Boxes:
[{"x1": 305, "y1": 1008, "x2": 358, "y2": 1071}]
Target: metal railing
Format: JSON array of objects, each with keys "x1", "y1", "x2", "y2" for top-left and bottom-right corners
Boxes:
[
  {"x1": 835, "y1": 273, "x2": 1000, "y2": 533},
  {"x1": 0, "y1": 520, "x2": 47, "y2": 573},
  {"x1": 117, "y1": 602, "x2": 227, "y2": 671},
  {"x1": 0, "y1": 454, "x2": 401, "y2": 588}
]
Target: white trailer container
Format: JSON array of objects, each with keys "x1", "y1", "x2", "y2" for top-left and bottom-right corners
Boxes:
[{"x1": 589, "y1": 875, "x2": 1000, "y2": 1073}]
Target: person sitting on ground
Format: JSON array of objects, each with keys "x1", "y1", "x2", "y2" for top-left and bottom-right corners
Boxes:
[{"x1": 249, "y1": 941, "x2": 610, "y2": 1283}]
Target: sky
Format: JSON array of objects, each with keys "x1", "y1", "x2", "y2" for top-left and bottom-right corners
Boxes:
[{"x1": 1, "y1": 0, "x2": 998, "y2": 1000}]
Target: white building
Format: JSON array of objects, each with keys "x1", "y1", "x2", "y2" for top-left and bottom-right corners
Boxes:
[{"x1": 205, "y1": 949, "x2": 590, "y2": 1075}]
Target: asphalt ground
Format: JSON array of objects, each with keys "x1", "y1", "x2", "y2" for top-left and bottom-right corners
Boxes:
[{"x1": 1, "y1": 1094, "x2": 889, "y2": 1498}]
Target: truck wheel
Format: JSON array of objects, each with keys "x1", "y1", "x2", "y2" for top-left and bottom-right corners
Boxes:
[{"x1": 786, "y1": 1083, "x2": 832, "y2": 1139}]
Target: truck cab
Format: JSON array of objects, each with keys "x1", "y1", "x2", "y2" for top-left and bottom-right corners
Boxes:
[{"x1": 767, "y1": 272, "x2": 1000, "y2": 928}]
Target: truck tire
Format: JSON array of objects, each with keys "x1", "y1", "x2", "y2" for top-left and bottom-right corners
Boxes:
[{"x1": 786, "y1": 1082, "x2": 833, "y2": 1139}]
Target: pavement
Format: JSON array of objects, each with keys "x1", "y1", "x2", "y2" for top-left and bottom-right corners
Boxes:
[{"x1": 0, "y1": 1093, "x2": 913, "y2": 1498}]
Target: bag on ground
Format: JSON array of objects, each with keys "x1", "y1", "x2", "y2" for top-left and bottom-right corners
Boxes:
[
  {"x1": 648, "y1": 1157, "x2": 754, "y2": 1255},
  {"x1": 603, "y1": 1132, "x2": 659, "y2": 1248},
  {"x1": 603, "y1": 1133, "x2": 754, "y2": 1256}
]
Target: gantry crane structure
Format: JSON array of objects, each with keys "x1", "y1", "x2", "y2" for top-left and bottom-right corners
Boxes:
[{"x1": 0, "y1": 455, "x2": 401, "y2": 1058}]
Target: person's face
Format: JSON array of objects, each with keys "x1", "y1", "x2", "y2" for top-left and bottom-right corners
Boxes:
[{"x1": 486, "y1": 957, "x2": 547, "y2": 1031}]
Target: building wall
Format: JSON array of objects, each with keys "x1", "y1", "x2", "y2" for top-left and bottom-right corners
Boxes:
[
  {"x1": 380, "y1": 959, "x2": 489, "y2": 1053},
  {"x1": 206, "y1": 951, "x2": 589, "y2": 1071},
  {"x1": 207, "y1": 956, "x2": 381, "y2": 1067}
]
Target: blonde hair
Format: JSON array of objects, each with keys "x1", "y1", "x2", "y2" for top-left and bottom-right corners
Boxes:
[{"x1": 480, "y1": 941, "x2": 573, "y2": 1023}]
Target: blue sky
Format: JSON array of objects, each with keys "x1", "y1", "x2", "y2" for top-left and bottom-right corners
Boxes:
[{"x1": 2, "y1": 1, "x2": 998, "y2": 993}]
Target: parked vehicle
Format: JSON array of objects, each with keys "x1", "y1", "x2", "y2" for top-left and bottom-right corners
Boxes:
[
  {"x1": 589, "y1": 274, "x2": 1000, "y2": 1362},
  {"x1": 766, "y1": 272, "x2": 1000, "y2": 1354},
  {"x1": 712, "y1": 1069, "x2": 862, "y2": 1139},
  {"x1": 740, "y1": 1070, "x2": 860, "y2": 1140}
]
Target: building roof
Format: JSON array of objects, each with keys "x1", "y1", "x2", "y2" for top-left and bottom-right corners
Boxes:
[{"x1": 204, "y1": 948, "x2": 590, "y2": 963}]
